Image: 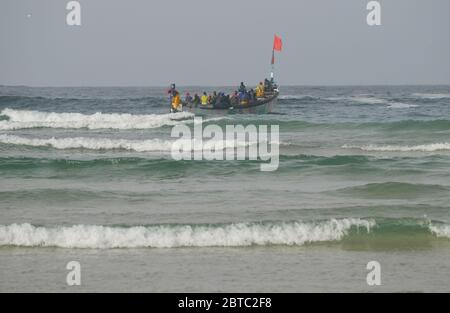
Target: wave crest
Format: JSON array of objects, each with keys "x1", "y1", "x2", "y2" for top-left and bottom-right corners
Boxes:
[
  {"x1": 343, "y1": 143, "x2": 450, "y2": 152},
  {"x1": 0, "y1": 108, "x2": 194, "y2": 130},
  {"x1": 429, "y1": 224, "x2": 450, "y2": 238},
  {"x1": 0, "y1": 219, "x2": 374, "y2": 249},
  {"x1": 0, "y1": 134, "x2": 265, "y2": 152},
  {"x1": 412, "y1": 93, "x2": 450, "y2": 100}
]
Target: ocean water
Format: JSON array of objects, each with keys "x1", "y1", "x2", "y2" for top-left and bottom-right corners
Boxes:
[{"x1": 0, "y1": 85, "x2": 450, "y2": 292}]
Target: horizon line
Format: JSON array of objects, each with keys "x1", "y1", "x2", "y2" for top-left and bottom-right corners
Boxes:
[{"x1": 2, "y1": 83, "x2": 450, "y2": 88}]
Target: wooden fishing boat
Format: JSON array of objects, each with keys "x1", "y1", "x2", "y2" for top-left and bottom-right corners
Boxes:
[{"x1": 186, "y1": 90, "x2": 279, "y2": 115}]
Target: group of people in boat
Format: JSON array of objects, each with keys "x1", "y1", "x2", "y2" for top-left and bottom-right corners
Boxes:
[{"x1": 168, "y1": 79, "x2": 277, "y2": 112}]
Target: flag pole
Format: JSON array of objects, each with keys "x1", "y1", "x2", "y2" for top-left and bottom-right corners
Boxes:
[
  {"x1": 271, "y1": 49, "x2": 275, "y2": 81},
  {"x1": 270, "y1": 50, "x2": 275, "y2": 79}
]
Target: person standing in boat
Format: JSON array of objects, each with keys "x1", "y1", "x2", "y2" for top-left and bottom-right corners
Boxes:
[
  {"x1": 168, "y1": 83, "x2": 179, "y2": 112},
  {"x1": 171, "y1": 91, "x2": 182, "y2": 113},
  {"x1": 209, "y1": 91, "x2": 218, "y2": 105},
  {"x1": 201, "y1": 92, "x2": 208, "y2": 106},
  {"x1": 239, "y1": 82, "x2": 247, "y2": 93},
  {"x1": 168, "y1": 83, "x2": 177, "y2": 100},
  {"x1": 264, "y1": 79, "x2": 269, "y2": 91},
  {"x1": 192, "y1": 93, "x2": 201, "y2": 107},
  {"x1": 249, "y1": 89, "x2": 256, "y2": 103},
  {"x1": 184, "y1": 92, "x2": 193, "y2": 108},
  {"x1": 256, "y1": 82, "x2": 265, "y2": 98},
  {"x1": 213, "y1": 92, "x2": 223, "y2": 108}
]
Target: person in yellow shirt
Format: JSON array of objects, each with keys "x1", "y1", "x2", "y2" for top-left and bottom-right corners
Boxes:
[
  {"x1": 201, "y1": 92, "x2": 208, "y2": 105},
  {"x1": 171, "y1": 92, "x2": 182, "y2": 112},
  {"x1": 256, "y1": 82, "x2": 265, "y2": 98}
]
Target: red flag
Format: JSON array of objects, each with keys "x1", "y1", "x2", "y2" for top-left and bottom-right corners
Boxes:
[{"x1": 273, "y1": 35, "x2": 282, "y2": 51}]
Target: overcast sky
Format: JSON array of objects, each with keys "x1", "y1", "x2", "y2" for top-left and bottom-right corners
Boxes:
[{"x1": 1, "y1": 0, "x2": 450, "y2": 86}]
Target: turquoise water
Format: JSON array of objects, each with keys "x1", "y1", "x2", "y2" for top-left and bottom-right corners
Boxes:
[{"x1": 0, "y1": 85, "x2": 449, "y2": 292}]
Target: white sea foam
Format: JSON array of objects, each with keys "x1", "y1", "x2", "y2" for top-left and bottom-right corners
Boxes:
[
  {"x1": 0, "y1": 219, "x2": 375, "y2": 249},
  {"x1": 326, "y1": 96, "x2": 416, "y2": 108},
  {"x1": 0, "y1": 134, "x2": 174, "y2": 152},
  {"x1": 0, "y1": 108, "x2": 195, "y2": 130},
  {"x1": 326, "y1": 96, "x2": 387, "y2": 105},
  {"x1": 342, "y1": 143, "x2": 450, "y2": 152},
  {"x1": 279, "y1": 95, "x2": 318, "y2": 100},
  {"x1": 412, "y1": 93, "x2": 450, "y2": 100},
  {"x1": 387, "y1": 102, "x2": 418, "y2": 109},
  {"x1": 429, "y1": 223, "x2": 450, "y2": 239},
  {"x1": 349, "y1": 96, "x2": 388, "y2": 105},
  {"x1": 0, "y1": 134, "x2": 260, "y2": 152}
]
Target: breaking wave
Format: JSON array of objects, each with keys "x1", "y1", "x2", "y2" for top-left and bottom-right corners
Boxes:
[
  {"x1": 429, "y1": 223, "x2": 450, "y2": 238},
  {"x1": 412, "y1": 93, "x2": 450, "y2": 100},
  {"x1": 278, "y1": 95, "x2": 319, "y2": 100},
  {"x1": 325, "y1": 96, "x2": 416, "y2": 108},
  {"x1": 0, "y1": 134, "x2": 174, "y2": 152},
  {"x1": 0, "y1": 108, "x2": 195, "y2": 130},
  {"x1": 343, "y1": 143, "x2": 450, "y2": 152},
  {"x1": 0, "y1": 134, "x2": 261, "y2": 152},
  {"x1": 0, "y1": 219, "x2": 374, "y2": 249},
  {"x1": 387, "y1": 102, "x2": 419, "y2": 109},
  {"x1": 347, "y1": 96, "x2": 388, "y2": 105}
]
